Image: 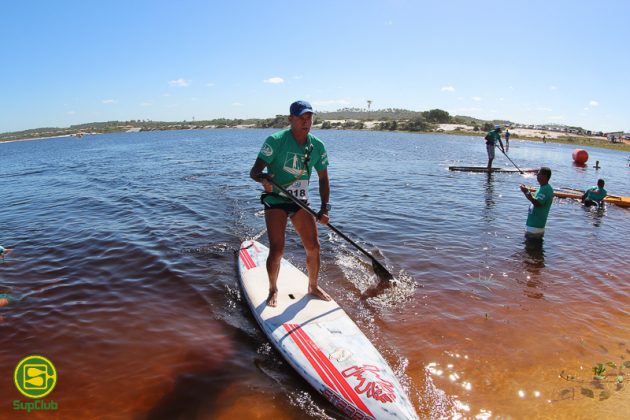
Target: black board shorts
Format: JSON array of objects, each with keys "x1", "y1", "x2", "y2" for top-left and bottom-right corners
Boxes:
[{"x1": 263, "y1": 202, "x2": 303, "y2": 218}]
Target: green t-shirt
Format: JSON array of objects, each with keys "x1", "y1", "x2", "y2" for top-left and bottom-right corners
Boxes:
[
  {"x1": 526, "y1": 183, "x2": 554, "y2": 229},
  {"x1": 257, "y1": 129, "x2": 329, "y2": 205},
  {"x1": 585, "y1": 186, "x2": 607, "y2": 201},
  {"x1": 485, "y1": 129, "x2": 501, "y2": 145}
]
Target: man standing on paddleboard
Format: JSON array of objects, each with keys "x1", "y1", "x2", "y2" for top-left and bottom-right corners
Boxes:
[
  {"x1": 249, "y1": 100, "x2": 332, "y2": 307},
  {"x1": 484, "y1": 124, "x2": 505, "y2": 170},
  {"x1": 520, "y1": 167, "x2": 554, "y2": 239}
]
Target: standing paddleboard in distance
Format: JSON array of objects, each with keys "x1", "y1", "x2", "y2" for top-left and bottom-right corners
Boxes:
[
  {"x1": 238, "y1": 240, "x2": 418, "y2": 419},
  {"x1": 448, "y1": 166, "x2": 539, "y2": 173}
]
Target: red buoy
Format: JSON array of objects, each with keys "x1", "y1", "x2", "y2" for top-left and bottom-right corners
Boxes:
[{"x1": 572, "y1": 149, "x2": 589, "y2": 164}]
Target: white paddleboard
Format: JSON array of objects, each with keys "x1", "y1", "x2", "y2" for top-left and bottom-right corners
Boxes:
[{"x1": 238, "y1": 240, "x2": 418, "y2": 419}]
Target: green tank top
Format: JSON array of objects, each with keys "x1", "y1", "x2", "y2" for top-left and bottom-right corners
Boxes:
[{"x1": 257, "y1": 129, "x2": 329, "y2": 205}]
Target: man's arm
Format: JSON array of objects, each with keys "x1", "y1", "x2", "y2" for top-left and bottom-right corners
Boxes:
[
  {"x1": 520, "y1": 185, "x2": 542, "y2": 207},
  {"x1": 317, "y1": 169, "x2": 330, "y2": 206},
  {"x1": 497, "y1": 136, "x2": 505, "y2": 152},
  {"x1": 250, "y1": 157, "x2": 272, "y2": 192},
  {"x1": 316, "y1": 169, "x2": 330, "y2": 223},
  {"x1": 250, "y1": 158, "x2": 267, "y2": 181}
]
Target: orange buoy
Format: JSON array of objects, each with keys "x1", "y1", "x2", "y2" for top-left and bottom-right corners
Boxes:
[{"x1": 572, "y1": 149, "x2": 589, "y2": 164}]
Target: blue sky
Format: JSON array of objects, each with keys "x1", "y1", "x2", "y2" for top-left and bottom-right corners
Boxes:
[{"x1": 2, "y1": 0, "x2": 628, "y2": 133}]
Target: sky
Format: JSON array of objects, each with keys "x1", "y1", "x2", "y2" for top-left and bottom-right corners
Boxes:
[{"x1": 1, "y1": 0, "x2": 629, "y2": 133}]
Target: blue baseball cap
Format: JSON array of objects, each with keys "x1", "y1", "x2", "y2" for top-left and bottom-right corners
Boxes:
[
  {"x1": 290, "y1": 100, "x2": 314, "y2": 116},
  {"x1": 494, "y1": 124, "x2": 501, "y2": 129}
]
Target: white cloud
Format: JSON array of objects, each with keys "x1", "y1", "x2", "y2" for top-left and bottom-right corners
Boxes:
[
  {"x1": 168, "y1": 78, "x2": 190, "y2": 87},
  {"x1": 232, "y1": 102, "x2": 243, "y2": 106},
  {"x1": 386, "y1": 20, "x2": 393, "y2": 25},
  {"x1": 67, "y1": 110, "x2": 76, "y2": 115},
  {"x1": 549, "y1": 115, "x2": 564, "y2": 121},
  {"x1": 312, "y1": 99, "x2": 350, "y2": 107},
  {"x1": 206, "y1": 82, "x2": 215, "y2": 87},
  {"x1": 549, "y1": 85, "x2": 558, "y2": 91},
  {"x1": 101, "y1": 99, "x2": 117, "y2": 104},
  {"x1": 471, "y1": 96, "x2": 482, "y2": 101},
  {"x1": 589, "y1": 100, "x2": 599, "y2": 106},
  {"x1": 163, "y1": 93, "x2": 171, "y2": 97},
  {"x1": 536, "y1": 107, "x2": 553, "y2": 112},
  {"x1": 263, "y1": 77, "x2": 284, "y2": 84},
  {"x1": 441, "y1": 86, "x2": 455, "y2": 92},
  {"x1": 293, "y1": 75, "x2": 303, "y2": 80},
  {"x1": 140, "y1": 102, "x2": 152, "y2": 107}
]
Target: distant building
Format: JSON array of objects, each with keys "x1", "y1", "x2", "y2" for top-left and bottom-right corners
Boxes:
[{"x1": 605, "y1": 131, "x2": 624, "y2": 142}]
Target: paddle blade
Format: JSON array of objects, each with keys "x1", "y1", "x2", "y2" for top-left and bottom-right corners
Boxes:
[{"x1": 372, "y1": 258, "x2": 394, "y2": 282}]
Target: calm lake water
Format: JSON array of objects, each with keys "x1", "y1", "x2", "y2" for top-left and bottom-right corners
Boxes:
[{"x1": 1, "y1": 129, "x2": 628, "y2": 419}]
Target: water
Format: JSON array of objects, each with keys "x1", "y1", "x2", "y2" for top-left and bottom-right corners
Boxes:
[{"x1": 1, "y1": 129, "x2": 628, "y2": 419}]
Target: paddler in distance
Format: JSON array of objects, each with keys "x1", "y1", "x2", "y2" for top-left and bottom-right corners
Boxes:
[
  {"x1": 484, "y1": 124, "x2": 505, "y2": 170},
  {"x1": 250, "y1": 100, "x2": 332, "y2": 307},
  {"x1": 582, "y1": 178, "x2": 607, "y2": 208}
]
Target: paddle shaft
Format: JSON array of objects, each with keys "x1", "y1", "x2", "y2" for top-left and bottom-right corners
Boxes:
[
  {"x1": 266, "y1": 177, "x2": 393, "y2": 279},
  {"x1": 496, "y1": 145, "x2": 524, "y2": 174}
]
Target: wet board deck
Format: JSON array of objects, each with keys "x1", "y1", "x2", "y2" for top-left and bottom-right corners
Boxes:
[
  {"x1": 238, "y1": 240, "x2": 418, "y2": 420},
  {"x1": 526, "y1": 186, "x2": 630, "y2": 208},
  {"x1": 449, "y1": 166, "x2": 539, "y2": 173}
]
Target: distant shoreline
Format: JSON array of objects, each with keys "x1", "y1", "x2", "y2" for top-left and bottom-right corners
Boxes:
[{"x1": 2, "y1": 124, "x2": 629, "y2": 152}]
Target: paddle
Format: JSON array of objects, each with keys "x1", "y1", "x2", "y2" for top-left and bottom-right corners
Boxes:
[
  {"x1": 560, "y1": 186, "x2": 585, "y2": 194},
  {"x1": 266, "y1": 177, "x2": 394, "y2": 282},
  {"x1": 496, "y1": 145, "x2": 524, "y2": 174}
]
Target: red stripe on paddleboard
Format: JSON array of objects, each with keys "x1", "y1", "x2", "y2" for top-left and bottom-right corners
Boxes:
[
  {"x1": 291, "y1": 324, "x2": 373, "y2": 417},
  {"x1": 239, "y1": 248, "x2": 256, "y2": 270},
  {"x1": 288, "y1": 323, "x2": 354, "y2": 403},
  {"x1": 284, "y1": 324, "x2": 337, "y2": 392},
  {"x1": 285, "y1": 323, "x2": 374, "y2": 418}
]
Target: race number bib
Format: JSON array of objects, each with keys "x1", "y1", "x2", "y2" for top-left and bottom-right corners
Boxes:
[{"x1": 281, "y1": 179, "x2": 309, "y2": 201}]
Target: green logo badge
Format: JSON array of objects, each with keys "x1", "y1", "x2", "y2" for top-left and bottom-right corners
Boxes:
[{"x1": 14, "y1": 355, "x2": 57, "y2": 399}]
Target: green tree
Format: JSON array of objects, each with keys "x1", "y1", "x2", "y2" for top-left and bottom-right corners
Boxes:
[
  {"x1": 423, "y1": 109, "x2": 451, "y2": 123},
  {"x1": 406, "y1": 116, "x2": 431, "y2": 131}
]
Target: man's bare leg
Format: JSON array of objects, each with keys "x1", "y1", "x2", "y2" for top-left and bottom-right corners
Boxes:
[
  {"x1": 264, "y1": 208, "x2": 288, "y2": 307},
  {"x1": 291, "y1": 209, "x2": 331, "y2": 301}
]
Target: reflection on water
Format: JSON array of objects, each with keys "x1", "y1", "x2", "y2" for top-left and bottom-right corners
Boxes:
[
  {"x1": 482, "y1": 173, "x2": 495, "y2": 223},
  {"x1": 582, "y1": 203, "x2": 606, "y2": 227},
  {"x1": 523, "y1": 237, "x2": 545, "y2": 270},
  {"x1": 518, "y1": 238, "x2": 546, "y2": 299}
]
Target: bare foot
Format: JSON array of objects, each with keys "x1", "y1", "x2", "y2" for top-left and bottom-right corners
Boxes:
[
  {"x1": 266, "y1": 289, "x2": 278, "y2": 307},
  {"x1": 308, "y1": 285, "x2": 332, "y2": 301}
]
